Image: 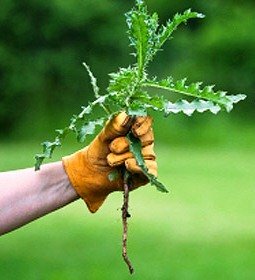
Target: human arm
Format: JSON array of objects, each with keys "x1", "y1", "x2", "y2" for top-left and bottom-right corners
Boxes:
[
  {"x1": 0, "y1": 112, "x2": 157, "y2": 236},
  {"x1": 0, "y1": 161, "x2": 79, "y2": 235}
]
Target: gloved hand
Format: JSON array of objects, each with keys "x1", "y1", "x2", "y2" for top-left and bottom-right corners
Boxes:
[{"x1": 62, "y1": 112, "x2": 157, "y2": 213}]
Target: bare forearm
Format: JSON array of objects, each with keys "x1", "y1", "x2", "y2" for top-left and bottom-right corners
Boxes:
[{"x1": 0, "y1": 161, "x2": 79, "y2": 235}]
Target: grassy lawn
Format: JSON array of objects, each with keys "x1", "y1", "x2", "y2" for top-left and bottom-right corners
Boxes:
[{"x1": 0, "y1": 141, "x2": 254, "y2": 279}]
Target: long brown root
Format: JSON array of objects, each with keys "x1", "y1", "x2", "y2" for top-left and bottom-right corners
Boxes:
[{"x1": 121, "y1": 174, "x2": 134, "y2": 274}]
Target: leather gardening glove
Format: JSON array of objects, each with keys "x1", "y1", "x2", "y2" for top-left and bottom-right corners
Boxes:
[{"x1": 62, "y1": 112, "x2": 157, "y2": 213}]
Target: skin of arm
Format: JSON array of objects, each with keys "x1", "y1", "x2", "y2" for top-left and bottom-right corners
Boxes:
[{"x1": 0, "y1": 162, "x2": 79, "y2": 236}]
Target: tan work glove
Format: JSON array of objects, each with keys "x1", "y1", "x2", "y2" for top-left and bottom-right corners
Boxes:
[{"x1": 62, "y1": 112, "x2": 157, "y2": 213}]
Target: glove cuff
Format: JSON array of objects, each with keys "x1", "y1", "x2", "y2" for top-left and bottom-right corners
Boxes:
[{"x1": 62, "y1": 150, "x2": 108, "y2": 213}]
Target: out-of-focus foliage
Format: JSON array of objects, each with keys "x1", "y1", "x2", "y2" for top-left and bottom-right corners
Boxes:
[{"x1": 0, "y1": 0, "x2": 253, "y2": 137}]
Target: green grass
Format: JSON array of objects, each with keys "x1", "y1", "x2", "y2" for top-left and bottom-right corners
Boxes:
[{"x1": 0, "y1": 140, "x2": 254, "y2": 279}]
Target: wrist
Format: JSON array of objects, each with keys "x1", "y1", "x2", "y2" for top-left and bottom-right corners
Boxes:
[{"x1": 38, "y1": 161, "x2": 79, "y2": 210}]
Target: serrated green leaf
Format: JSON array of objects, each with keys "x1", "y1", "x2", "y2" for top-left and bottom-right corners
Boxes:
[
  {"x1": 78, "y1": 106, "x2": 92, "y2": 119},
  {"x1": 126, "y1": 0, "x2": 161, "y2": 76},
  {"x1": 165, "y1": 99, "x2": 221, "y2": 116},
  {"x1": 126, "y1": 3, "x2": 149, "y2": 77},
  {"x1": 77, "y1": 118, "x2": 105, "y2": 143},
  {"x1": 225, "y1": 94, "x2": 247, "y2": 112},
  {"x1": 144, "y1": 78, "x2": 246, "y2": 112},
  {"x1": 34, "y1": 138, "x2": 62, "y2": 170},
  {"x1": 34, "y1": 93, "x2": 115, "y2": 169},
  {"x1": 157, "y1": 9, "x2": 205, "y2": 48},
  {"x1": 126, "y1": 132, "x2": 169, "y2": 193},
  {"x1": 128, "y1": 98, "x2": 148, "y2": 116},
  {"x1": 108, "y1": 67, "x2": 137, "y2": 96},
  {"x1": 152, "y1": 9, "x2": 204, "y2": 59},
  {"x1": 83, "y1": 63, "x2": 112, "y2": 115},
  {"x1": 83, "y1": 62, "x2": 100, "y2": 98},
  {"x1": 131, "y1": 91, "x2": 166, "y2": 112}
]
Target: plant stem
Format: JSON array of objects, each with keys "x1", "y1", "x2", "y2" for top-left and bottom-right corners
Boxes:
[
  {"x1": 142, "y1": 82, "x2": 179, "y2": 94},
  {"x1": 121, "y1": 172, "x2": 134, "y2": 274}
]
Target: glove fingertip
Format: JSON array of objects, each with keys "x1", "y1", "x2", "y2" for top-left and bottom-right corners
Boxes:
[
  {"x1": 106, "y1": 153, "x2": 116, "y2": 167},
  {"x1": 112, "y1": 112, "x2": 132, "y2": 133},
  {"x1": 132, "y1": 116, "x2": 153, "y2": 137},
  {"x1": 107, "y1": 153, "x2": 127, "y2": 167},
  {"x1": 109, "y1": 137, "x2": 129, "y2": 154}
]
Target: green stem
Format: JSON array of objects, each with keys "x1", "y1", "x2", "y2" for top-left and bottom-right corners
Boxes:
[
  {"x1": 101, "y1": 104, "x2": 112, "y2": 115},
  {"x1": 142, "y1": 82, "x2": 184, "y2": 95}
]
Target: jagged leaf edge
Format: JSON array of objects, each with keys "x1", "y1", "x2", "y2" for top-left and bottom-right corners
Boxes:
[
  {"x1": 144, "y1": 78, "x2": 246, "y2": 112},
  {"x1": 156, "y1": 9, "x2": 205, "y2": 51},
  {"x1": 35, "y1": 92, "x2": 118, "y2": 170},
  {"x1": 164, "y1": 99, "x2": 221, "y2": 116},
  {"x1": 77, "y1": 118, "x2": 105, "y2": 143}
]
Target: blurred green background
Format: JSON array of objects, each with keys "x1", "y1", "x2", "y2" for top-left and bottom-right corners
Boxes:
[{"x1": 0, "y1": 0, "x2": 254, "y2": 279}]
